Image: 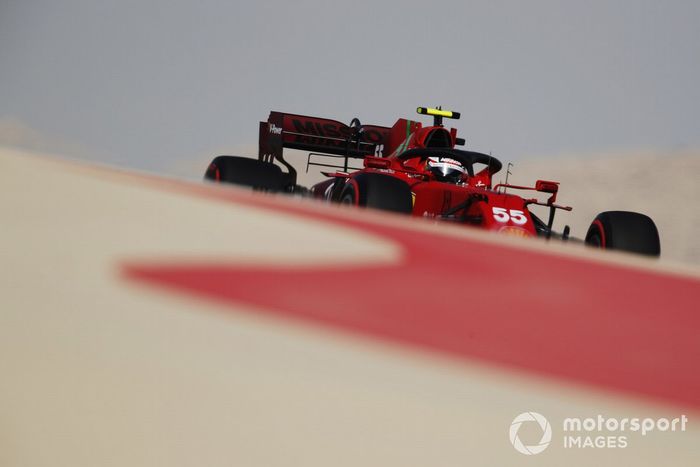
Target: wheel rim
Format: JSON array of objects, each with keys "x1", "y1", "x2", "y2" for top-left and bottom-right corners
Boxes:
[
  {"x1": 588, "y1": 233, "x2": 602, "y2": 247},
  {"x1": 340, "y1": 192, "x2": 354, "y2": 205}
]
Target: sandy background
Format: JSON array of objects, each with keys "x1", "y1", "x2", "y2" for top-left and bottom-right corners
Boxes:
[{"x1": 512, "y1": 150, "x2": 700, "y2": 266}]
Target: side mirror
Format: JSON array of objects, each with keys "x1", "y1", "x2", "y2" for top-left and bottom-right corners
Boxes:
[{"x1": 535, "y1": 180, "x2": 559, "y2": 194}]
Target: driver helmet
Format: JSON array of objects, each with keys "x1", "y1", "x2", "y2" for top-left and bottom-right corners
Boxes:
[{"x1": 426, "y1": 156, "x2": 466, "y2": 183}]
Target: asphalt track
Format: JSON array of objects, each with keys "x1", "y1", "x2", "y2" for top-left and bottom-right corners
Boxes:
[{"x1": 1, "y1": 146, "x2": 699, "y2": 466}]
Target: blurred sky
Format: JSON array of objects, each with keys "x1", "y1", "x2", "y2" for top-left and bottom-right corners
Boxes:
[{"x1": 1, "y1": 0, "x2": 699, "y2": 176}]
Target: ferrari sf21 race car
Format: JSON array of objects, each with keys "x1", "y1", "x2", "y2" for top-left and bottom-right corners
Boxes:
[{"x1": 204, "y1": 107, "x2": 660, "y2": 257}]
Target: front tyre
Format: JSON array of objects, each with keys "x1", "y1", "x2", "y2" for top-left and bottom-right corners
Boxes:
[{"x1": 585, "y1": 211, "x2": 660, "y2": 257}]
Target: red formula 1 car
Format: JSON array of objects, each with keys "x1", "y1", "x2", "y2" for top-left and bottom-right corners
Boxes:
[{"x1": 205, "y1": 107, "x2": 660, "y2": 256}]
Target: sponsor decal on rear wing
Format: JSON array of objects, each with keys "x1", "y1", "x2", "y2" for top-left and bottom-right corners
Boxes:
[{"x1": 259, "y1": 111, "x2": 390, "y2": 162}]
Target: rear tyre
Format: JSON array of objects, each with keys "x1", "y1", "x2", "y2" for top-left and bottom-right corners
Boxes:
[
  {"x1": 339, "y1": 173, "x2": 413, "y2": 214},
  {"x1": 204, "y1": 155, "x2": 286, "y2": 191},
  {"x1": 585, "y1": 211, "x2": 660, "y2": 257}
]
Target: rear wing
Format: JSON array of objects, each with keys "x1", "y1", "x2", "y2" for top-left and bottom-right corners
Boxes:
[{"x1": 258, "y1": 111, "x2": 391, "y2": 185}]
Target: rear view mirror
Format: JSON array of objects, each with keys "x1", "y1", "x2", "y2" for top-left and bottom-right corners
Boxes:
[{"x1": 535, "y1": 180, "x2": 559, "y2": 194}]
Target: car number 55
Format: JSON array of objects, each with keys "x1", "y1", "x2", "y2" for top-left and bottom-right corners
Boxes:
[{"x1": 492, "y1": 207, "x2": 528, "y2": 225}]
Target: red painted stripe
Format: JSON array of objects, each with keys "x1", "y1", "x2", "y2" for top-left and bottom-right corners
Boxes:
[{"x1": 121, "y1": 179, "x2": 700, "y2": 410}]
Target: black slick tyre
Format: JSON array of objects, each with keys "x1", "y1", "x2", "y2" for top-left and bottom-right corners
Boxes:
[
  {"x1": 585, "y1": 211, "x2": 660, "y2": 257},
  {"x1": 204, "y1": 155, "x2": 285, "y2": 191}
]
